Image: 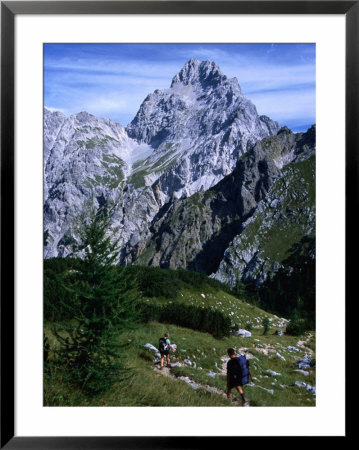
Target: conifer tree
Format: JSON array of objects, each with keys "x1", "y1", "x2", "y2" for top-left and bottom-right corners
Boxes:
[
  {"x1": 262, "y1": 316, "x2": 270, "y2": 335},
  {"x1": 53, "y1": 201, "x2": 139, "y2": 395}
]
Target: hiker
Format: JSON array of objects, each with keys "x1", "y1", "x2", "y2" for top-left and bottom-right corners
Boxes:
[
  {"x1": 226, "y1": 348, "x2": 250, "y2": 405},
  {"x1": 159, "y1": 332, "x2": 176, "y2": 369}
]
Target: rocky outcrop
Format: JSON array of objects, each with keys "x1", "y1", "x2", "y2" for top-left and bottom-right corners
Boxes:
[
  {"x1": 213, "y1": 127, "x2": 315, "y2": 287},
  {"x1": 132, "y1": 126, "x2": 315, "y2": 280},
  {"x1": 44, "y1": 109, "x2": 138, "y2": 257}
]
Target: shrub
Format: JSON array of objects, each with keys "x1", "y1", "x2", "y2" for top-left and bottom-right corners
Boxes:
[
  {"x1": 137, "y1": 266, "x2": 182, "y2": 299},
  {"x1": 286, "y1": 318, "x2": 314, "y2": 335},
  {"x1": 145, "y1": 302, "x2": 231, "y2": 339},
  {"x1": 262, "y1": 316, "x2": 270, "y2": 335}
]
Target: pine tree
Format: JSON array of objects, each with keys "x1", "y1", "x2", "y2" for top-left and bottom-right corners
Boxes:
[{"x1": 53, "y1": 202, "x2": 139, "y2": 395}]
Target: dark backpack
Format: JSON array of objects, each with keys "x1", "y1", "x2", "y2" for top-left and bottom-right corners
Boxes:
[
  {"x1": 230, "y1": 355, "x2": 250, "y2": 386},
  {"x1": 158, "y1": 337, "x2": 167, "y2": 353}
]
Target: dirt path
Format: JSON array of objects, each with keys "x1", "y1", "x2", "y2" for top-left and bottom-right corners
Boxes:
[
  {"x1": 154, "y1": 357, "x2": 249, "y2": 406},
  {"x1": 297, "y1": 333, "x2": 314, "y2": 355}
]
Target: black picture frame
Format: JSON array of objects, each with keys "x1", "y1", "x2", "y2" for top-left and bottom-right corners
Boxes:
[{"x1": 1, "y1": 1, "x2": 353, "y2": 447}]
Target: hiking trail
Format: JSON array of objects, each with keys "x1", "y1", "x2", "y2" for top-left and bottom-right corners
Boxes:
[{"x1": 154, "y1": 356, "x2": 249, "y2": 406}]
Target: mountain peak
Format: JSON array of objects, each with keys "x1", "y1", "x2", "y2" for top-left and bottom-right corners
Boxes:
[{"x1": 170, "y1": 58, "x2": 229, "y2": 90}]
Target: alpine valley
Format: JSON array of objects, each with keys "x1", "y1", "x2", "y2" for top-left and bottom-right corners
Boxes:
[{"x1": 44, "y1": 58, "x2": 315, "y2": 303}]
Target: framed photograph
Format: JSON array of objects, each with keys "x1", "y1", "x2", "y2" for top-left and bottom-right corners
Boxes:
[{"x1": 1, "y1": 1, "x2": 353, "y2": 447}]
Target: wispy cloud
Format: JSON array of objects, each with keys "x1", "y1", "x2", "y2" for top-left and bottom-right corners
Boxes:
[
  {"x1": 44, "y1": 43, "x2": 315, "y2": 130},
  {"x1": 250, "y1": 89, "x2": 315, "y2": 122}
]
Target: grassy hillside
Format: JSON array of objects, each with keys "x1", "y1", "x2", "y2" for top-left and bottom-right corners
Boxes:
[
  {"x1": 226, "y1": 155, "x2": 315, "y2": 265},
  {"x1": 44, "y1": 264, "x2": 316, "y2": 407}
]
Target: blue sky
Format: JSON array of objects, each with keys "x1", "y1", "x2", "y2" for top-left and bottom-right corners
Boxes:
[{"x1": 44, "y1": 43, "x2": 315, "y2": 132}]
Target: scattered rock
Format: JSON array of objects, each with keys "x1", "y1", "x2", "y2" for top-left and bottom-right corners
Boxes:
[
  {"x1": 276, "y1": 352, "x2": 286, "y2": 361},
  {"x1": 178, "y1": 376, "x2": 200, "y2": 390},
  {"x1": 292, "y1": 369, "x2": 309, "y2": 376},
  {"x1": 288, "y1": 346, "x2": 300, "y2": 352},
  {"x1": 169, "y1": 362, "x2": 182, "y2": 368},
  {"x1": 275, "y1": 330, "x2": 284, "y2": 336},
  {"x1": 266, "y1": 369, "x2": 281, "y2": 377},
  {"x1": 295, "y1": 357, "x2": 315, "y2": 370},
  {"x1": 249, "y1": 383, "x2": 274, "y2": 395},
  {"x1": 184, "y1": 359, "x2": 196, "y2": 368},
  {"x1": 294, "y1": 381, "x2": 316, "y2": 396},
  {"x1": 144, "y1": 343, "x2": 158, "y2": 352}
]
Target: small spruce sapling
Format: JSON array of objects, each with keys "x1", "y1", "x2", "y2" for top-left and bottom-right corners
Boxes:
[{"x1": 262, "y1": 316, "x2": 270, "y2": 335}]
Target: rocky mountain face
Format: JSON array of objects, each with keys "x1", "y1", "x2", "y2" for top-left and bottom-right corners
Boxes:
[
  {"x1": 126, "y1": 58, "x2": 279, "y2": 201},
  {"x1": 213, "y1": 128, "x2": 315, "y2": 288},
  {"x1": 133, "y1": 126, "x2": 316, "y2": 286},
  {"x1": 44, "y1": 58, "x2": 280, "y2": 260},
  {"x1": 43, "y1": 108, "x2": 155, "y2": 257},
  {"x1": 44, "y1": 57, "x2": 315, "y2": 292}
]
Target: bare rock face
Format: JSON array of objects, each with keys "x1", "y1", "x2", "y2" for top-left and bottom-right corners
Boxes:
[
  {"x1": 44, "y1": 58, "x2": 280, "y2": 259},
  {"x1": 43, "y1": 109, "x2": 154, "y2": 258},
  {"x1": 213, "y1": 127, "x2": 316, "y2": 287},
  {"x1": 126, "y1": 58, "x2": 280, "y2": 200},
  {"x1": 131, "y1": 126, "x2": 316, "y2": 285}
]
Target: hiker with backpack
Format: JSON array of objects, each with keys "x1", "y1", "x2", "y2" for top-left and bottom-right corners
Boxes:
[
  {"x1": 226, "y1": 348, "x2": 250, "y2": 406},
  {"x1": 159, "y1": 332, "x2": 176, "y2": 369}
]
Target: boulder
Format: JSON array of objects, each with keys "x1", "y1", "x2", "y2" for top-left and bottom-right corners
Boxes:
[
  {"x1": 306, "y1": 384, "x2": 316, "y2": 396},
  {"x1": 294, "y1": 381, "x2": 316, "y2": 396},
  {"x1": 295, "y1": 358, "x2": 315, "y2": 370},
  {"x1": 232, "y1": 329, "x2": 252, "y2": 338}
]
